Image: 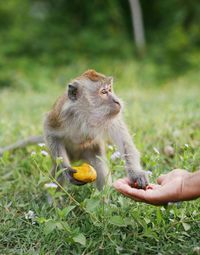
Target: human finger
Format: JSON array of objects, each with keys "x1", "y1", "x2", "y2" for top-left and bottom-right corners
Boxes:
[
  {"x1": 157, "y1": 174, "x2": 167, "y2": 184},
  {"x1": 113, "y1": 180, "x2": 146, "y2": 201},
  {"x1": 146, "y1": 184, "x2": 161, "y2": 190}
]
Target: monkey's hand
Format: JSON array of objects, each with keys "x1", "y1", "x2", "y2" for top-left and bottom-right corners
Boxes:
[
  {"x1": 129, "y1": 170, "x2": 149, "y2": 189},
  {"x1": 65, "y1": 167, "x2": 87, "y2": 186}
]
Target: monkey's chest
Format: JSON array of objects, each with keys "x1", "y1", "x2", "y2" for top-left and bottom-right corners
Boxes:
[
  {"x1": 64, "y1": 137, "x2": 97, "y2": 161},
  {"x1": 63, "y1": 124, "x2": 102, "y2": 154},
  {"x1": 64, "y1": 134, "x2": 96, "y2": 150},
  {"x1": 79, "y1": 138, "x2": 94, "y2": 149}
]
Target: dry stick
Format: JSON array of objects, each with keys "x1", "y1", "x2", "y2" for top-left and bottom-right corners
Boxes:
[{"x1": 0, "y1": 135, "x2": 44, "y2": 156}]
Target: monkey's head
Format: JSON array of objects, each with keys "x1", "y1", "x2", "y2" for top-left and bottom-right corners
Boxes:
[{"x1": 66, "y1": 69, "x2": 122, "y2": 124}]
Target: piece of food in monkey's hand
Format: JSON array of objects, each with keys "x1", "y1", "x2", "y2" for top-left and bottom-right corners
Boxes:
[
  {"x1": 132, "y1": 181, "x2": 148, "y2": 190},
  {"x1": 72, "y1": 163, "x2": 97, "y2": 183},
  {"x1": 145, "y1": 185, "x2": 153, "y2": 190},
  {"x1": 133, "y1": 181, "x2": 138, "y2": 189}
]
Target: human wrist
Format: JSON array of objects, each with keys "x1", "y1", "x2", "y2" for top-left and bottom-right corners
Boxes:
[{"x1": 180, "y1": 171, "x2": 200, "y2": 201}]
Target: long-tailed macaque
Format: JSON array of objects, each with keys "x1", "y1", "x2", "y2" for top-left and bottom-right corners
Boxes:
[{"x1": 43, "y1": 69, "x2": 148, "y2": 190}]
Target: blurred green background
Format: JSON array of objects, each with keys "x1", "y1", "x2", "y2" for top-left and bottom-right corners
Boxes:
[{"x1": 0, "y1": 0, "x2": 200, "y2": 90}]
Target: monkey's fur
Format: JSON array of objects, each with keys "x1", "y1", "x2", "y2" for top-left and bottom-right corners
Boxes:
[
  {"x1": 43, "y1": 69, "x2": 148, "y2": 189},
  {"x1": 0, "y1": 136, "x2": 44, "y2": 157}
]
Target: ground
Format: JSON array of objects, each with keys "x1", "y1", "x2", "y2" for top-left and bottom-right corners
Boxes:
[{"x1": 0, "y1": 61, "x2": 200, "y2": 255}]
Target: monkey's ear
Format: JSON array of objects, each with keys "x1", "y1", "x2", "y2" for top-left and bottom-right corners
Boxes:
[{"x1": 68, "y1": 83, "x2": 79, "y2": 101}]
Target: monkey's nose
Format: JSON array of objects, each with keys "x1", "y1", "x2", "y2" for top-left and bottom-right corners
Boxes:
[{"x1": 113, "y1": 99, "x2": 121, "y2": 107}]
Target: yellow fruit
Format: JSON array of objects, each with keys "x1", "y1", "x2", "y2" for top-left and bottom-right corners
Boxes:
[{"x1": 73, "y1": 163, "x2": 97, "y2": 183}]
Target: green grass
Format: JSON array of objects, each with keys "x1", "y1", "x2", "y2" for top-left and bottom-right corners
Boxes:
[{"x1": 0, "y1": 61, "x2": 200, "y2": 255}]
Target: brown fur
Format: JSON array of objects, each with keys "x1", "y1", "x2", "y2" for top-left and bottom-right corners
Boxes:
[
  {"x1": 79, "y1": 138, "x2": 94, "y2": 150},
  {"x1": 82, "y1": 69, "x2": 106, "y2": 82},
  {"x1": 48, "y1": 93, "x2": 68, "y2": 128}
]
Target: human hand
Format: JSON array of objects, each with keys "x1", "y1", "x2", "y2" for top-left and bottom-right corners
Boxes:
[{"x1": 113, "y1": 169, "x2": 191, "y2": 205}]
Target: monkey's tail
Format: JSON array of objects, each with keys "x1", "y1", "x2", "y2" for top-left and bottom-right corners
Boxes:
[{"x1": 0, "y1": 135, "x2": 44, "y2": 157}]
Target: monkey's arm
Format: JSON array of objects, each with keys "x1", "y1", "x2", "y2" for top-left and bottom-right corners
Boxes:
[
  {"x1": 108, "y1": 118, "x2": 148, "y2": 189},
  {"x1": 0, "y1": 136, "x2": 44, "y2": 157}
]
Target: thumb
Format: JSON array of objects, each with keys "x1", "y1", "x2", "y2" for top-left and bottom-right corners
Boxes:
[
  {"x1": 157, "y1": 174, "x2": 166, "y2": 184},
  {"x1": 68, "y1": 168, "x2": 77, "y2": 175}
]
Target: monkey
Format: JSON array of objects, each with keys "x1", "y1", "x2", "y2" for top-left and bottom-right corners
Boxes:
[
  {"x1": 0, "y1": 69, "x2": 148, "y2": 189},
  {"x1": 43, "y1": 69, "x2": 148, "y2": 190}
]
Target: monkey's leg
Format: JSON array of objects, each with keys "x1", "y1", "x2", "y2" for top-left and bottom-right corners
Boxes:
[
  {"x1": 108, "y1": 120, "x2": 148, "y2": 189},
  {"x1": 46, "y1": 136, "x2": 86, "y2": 186},
  {"x1": 82, "y1": 144, "x2": 112, "y2": 190}
]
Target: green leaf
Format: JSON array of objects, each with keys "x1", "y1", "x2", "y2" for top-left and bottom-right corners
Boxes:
[
  {"x1": 57, "y1": 206, "x2": 76, "y2": 219},
  {"x1": 72, "y1": 233, "x2": 86, "y2": 246},
  {"x1": 53, "y1": 191, "x2": 64, "y2": 198},
  {"x1": 182, "y1": 222, "x2": 191, "y2": 231},
  {"x1": 117, "y1": 196, "x2": 124, "y2": 206},
  {"x1": 110, "y1": 216, "x2": 127, "y2": 227},
  {"x1": 61, "y1": 222, "x2": 71, "y2": 232},
  {"x1": 36, "y1": 217, "x2": 48, "y2": 224},
  {"x1": 144, "y1": 217, "x2": 151, "y2": 225},
  {"x1": 85, "y1": 198, "x2": 100, "y2": 212},
  {"x1": 44, "y1": 220, "x2": 57, "y2": 235},
  {"x1": 55, "y1": 222, "x2": 64, "y2": 230},
  {"x1": 43, "y1": 220, "x2": 68, "y2": 235}
]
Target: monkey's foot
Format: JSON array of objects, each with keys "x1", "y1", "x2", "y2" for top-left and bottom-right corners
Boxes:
[{"x1": 129, "y1": 171, "x2": 149, "y2": 189}]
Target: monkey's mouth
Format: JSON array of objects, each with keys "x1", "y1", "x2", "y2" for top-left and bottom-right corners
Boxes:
[{"x1": 113, "y1": 99, "x2": 121, "y2": 114}]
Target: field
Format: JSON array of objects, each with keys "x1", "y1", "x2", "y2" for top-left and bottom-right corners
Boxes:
[{"x1": 0, "y1": 60, "x2": 200, "y2": 255}]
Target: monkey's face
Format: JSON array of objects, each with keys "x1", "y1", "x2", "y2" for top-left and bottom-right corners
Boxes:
[
  {"x1": 67, "y1": 70, "x2": 122, "y2": 123},
  {"x1": 83, "y1": 75, "x2": 122, "y2": 120},
  {"x1": 97, "y1": 80, "x2": 122, "y2": 116}
]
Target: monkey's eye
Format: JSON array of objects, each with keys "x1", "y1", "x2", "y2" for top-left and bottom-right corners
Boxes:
[
  {"x1": 108, "y1": 87, "x2": 112, "y2": 92},
  {"x1": 101, "y1": 89, "x2": 107, "y2": 94}
]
